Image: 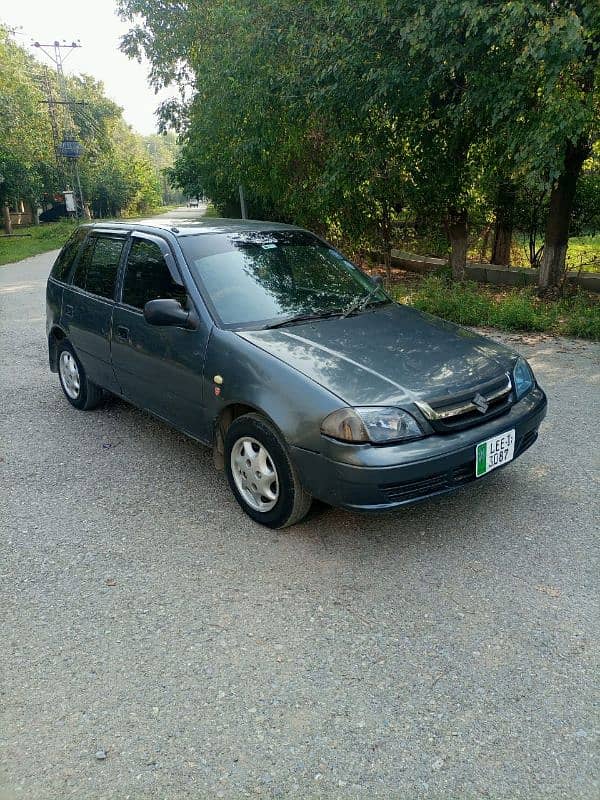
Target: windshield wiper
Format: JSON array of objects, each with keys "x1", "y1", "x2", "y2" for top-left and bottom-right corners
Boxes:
[
  {"x1": 263, "y1": 309, "x2": 344, "y2": 330},
  {"x1": 341, "y1": 285, "x2": 388, "y2": 318}
]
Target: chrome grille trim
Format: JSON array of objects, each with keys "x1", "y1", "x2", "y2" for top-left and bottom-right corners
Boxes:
[{"x1": 416, "y1": 374, "x2": 512, "y2": 421}]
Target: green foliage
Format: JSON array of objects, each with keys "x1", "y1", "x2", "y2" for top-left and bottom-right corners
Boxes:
[
  {"x1": 0, "y1": 27, "x2": 55, "y2": 205},
  {"x1": 560, "y1": 294, "x2": 600, "y2": 338},
  {"x1": 117, "y1": 0, "x2": 599, "y2": 282},
  {"x1": 202, "y1": 203, "x2": 220, "y2": 218},
  {"x1": 489, "y1": 292, "x2": 557, "y2": 332},
  {"x1": 566, "y1": 234, "x2": 600, "y2": 271},
  {"x1": 407, "y1": 276, "x2": 492, "y2": 327},
  {"x1": 394, "y1": 276, "x2": 599, "y2": 340},
  {"x1": 0, "y1": 25, "x2": 167, "y2": 220},
  {"x1": 143, "y1": 132, "x2": 185, "y2": 205},
  {"x1": 572, "y1": 145, "x2": 600, "y2": 234}
]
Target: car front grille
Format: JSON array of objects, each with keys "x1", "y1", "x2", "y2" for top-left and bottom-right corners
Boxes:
[
  {"x1": 416, "y1": 374, "x2": 513, "y2": 432},
  {"x1": 380, "y1": 428, "x2": 538, "y2": 504}
]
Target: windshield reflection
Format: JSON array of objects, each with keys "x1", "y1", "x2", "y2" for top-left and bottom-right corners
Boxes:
[{"x1": 179, "y1": 230, "x2": 388, "y2": 329}]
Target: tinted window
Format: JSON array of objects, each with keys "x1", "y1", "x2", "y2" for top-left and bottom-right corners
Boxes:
[
  {"x1": 71, "y1": 235, "x2": 125, "y2": 300},
  {"x1": 50, "y1": 228, "x2": 88, "y2": 282},
  {"x1": 121, "y1": 239, "x2": 185, "y2": 309}
]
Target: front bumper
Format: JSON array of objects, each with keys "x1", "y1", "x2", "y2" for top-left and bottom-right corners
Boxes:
[{"x1": 291, "y1": 386, "x2": 547, "y2": 511}]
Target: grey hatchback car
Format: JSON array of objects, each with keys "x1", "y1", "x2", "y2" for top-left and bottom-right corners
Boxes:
[{"x1": 46, "y1": 218, "x2": 547, "y2": 528}]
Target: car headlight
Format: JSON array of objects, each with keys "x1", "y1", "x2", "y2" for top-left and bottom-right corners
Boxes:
[
  {"x1": 513, "y1": 357, "x2": 534, "y2": 399},
  {"x1": 321, "y1": 407, "x2": 423, "y2": 443}
]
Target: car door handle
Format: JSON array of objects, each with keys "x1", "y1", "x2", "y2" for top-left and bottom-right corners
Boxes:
[
  {"x1": 116, "y1": 325, "x2": 130, "y2": 341},
  {"x1": 64, "y1": 304, "x2": 74, "y2": 317}
]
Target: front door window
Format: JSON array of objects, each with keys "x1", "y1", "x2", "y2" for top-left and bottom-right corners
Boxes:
[{"x1": 121, "y1": 239, "x2": 186, "y2": 309}]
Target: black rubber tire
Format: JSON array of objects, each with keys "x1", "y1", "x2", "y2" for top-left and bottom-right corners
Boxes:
[
  {"x1": 57, "y1": 340, "x2": 104, "y2": 410},
  {"x1": 224, "y1": 413, "x2": 312, "y2": 529}
]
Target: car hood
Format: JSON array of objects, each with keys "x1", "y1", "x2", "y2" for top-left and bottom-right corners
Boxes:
[{"x1": 237, "y1": 303, "x2": 516, "y2": 406}]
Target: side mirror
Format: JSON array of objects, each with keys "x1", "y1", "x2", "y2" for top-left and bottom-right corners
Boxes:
[
  {"x1": 372, "y1": 275, "x2": 384, "y2": 287},
  {"x1": 143, "y1": 298, "x2": 194, "y2": 328}
]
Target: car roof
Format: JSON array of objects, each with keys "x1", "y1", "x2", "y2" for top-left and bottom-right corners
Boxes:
[{"x1": 79, "y1": 217, "x2": 305, "y2": 238}]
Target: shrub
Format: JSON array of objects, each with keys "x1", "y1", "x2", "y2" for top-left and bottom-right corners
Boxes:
[
  {"x1": 392, "y1": 276, "x2": 599, "y2": 341},
  {"x1": 488, "y1": 290, "x2": 557, "y2": 332},
  {"x1": 558, "y1": 295, "x2": 600, "y2": 340},
  {"x1": 406, "y1": 276, "x2": 492, "y2": 326}
]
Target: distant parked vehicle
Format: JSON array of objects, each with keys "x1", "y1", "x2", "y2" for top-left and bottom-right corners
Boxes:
[
  {"x1": 39, "y1": 203, "x2": 67, "y2": 222},
  {"x1": 46, "y1": 218, "x2": 547, "y2": 528},
  {"x1": 187, "y1": 198, "x2": 199, "y2": 207}
]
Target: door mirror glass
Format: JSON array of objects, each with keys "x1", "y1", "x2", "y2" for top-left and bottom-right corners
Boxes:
[{"x1": 143, "y1": 298, "x2": 191, "y2": 328}]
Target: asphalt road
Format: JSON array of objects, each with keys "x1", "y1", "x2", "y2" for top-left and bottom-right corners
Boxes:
[{"x1": 1, "y1": 227, "x2": 599, "y2": 799}]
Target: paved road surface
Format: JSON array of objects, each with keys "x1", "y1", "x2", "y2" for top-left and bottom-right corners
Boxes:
[{"x1": 1, "y1": 219, "x2": 599, "y2": 798}]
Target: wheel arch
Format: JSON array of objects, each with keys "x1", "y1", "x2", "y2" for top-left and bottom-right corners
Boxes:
[
  {"x1": 48, "y1": 325, "x2": 68, "y2": 372},
  {"x1": 212, "y1": 402, "x2": 285, "y2": 470}
]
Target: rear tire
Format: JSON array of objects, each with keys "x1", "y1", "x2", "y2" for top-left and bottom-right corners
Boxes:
[
  {"x1": 57, "y1": 341, "x2": 104, "y2": 410},
  {"x1": 224, "y1": 413, "x2": 312, "y2": 529}
]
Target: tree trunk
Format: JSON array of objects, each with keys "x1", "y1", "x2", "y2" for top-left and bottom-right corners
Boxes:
[
  {"x1": 3, "y1": 204, "x2": 12, "y2": 235},
  {"x1": 479, "y1": 223, "x2": 492, "y2": 262},
  {"x1": 26, "y1": 198, "x2": 40, "y2": 225},
  {"x1": 491, "y1": 182, "x2": 515, "y2": 266},
  {"x1": 539, "y1": 139, "x2": 589, "y2": 293},
  {"x1": 447, "y1": 208, "x2": 468, "y2": 280}
]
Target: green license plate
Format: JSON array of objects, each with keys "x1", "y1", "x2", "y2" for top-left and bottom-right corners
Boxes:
[{"x1": 475, "y1": 429, "x2": 516, "y2": 477}]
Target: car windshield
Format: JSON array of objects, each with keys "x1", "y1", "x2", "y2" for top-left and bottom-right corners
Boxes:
[{"x1": 179, "y1": 230, "x2": 389, "y2": 329}]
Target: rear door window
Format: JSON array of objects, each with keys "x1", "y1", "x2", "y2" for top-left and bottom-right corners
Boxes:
[
  {"x1": 121, "y1": 238, "x2": 186, "y2": 310},
  {"x1": 50, "y1": 227, "x2": 88, "y2": 282},
  {"x1": 71, "y1": 234, "x2": 125, "y2": 300}
]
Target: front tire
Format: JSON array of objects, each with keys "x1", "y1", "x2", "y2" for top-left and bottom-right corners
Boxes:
[
  {"x1": 57, "y1": 341, "x2": 104, "y2": 410},
  {"x1": 224, "y1": 413, "x2": 312, "y2": 529}
]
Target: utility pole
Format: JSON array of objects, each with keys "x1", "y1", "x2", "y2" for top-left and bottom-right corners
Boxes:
[
  {"x1": 239, "y1": 184, "x2": 248, "y2": 220},
  {"x1": 33, "y1": 39, "x2": 86, "y2": 217},
  {"x1": 35, "y1": 67, "x2": 62, "y2": 167},
  {"x1": 33, "y1": 40, "x2": 81, "y2": 107}
]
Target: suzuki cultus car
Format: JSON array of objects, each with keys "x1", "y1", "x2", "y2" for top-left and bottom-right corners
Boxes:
[{"x1": 46, "y1": 219, "x2": 547, "y2": 528}]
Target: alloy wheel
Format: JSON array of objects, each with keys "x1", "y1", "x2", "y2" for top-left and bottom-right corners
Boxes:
[
  {"x1": 230, "y1": 436, "x2": 279, "y2": 512},
  {"x1": 59, "y1": 351, "x2": 81, "y2": 399}
]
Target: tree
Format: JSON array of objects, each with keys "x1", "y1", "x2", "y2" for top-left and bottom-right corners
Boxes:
[
  {"x1": 458, "y1": 1, "x2": 599, "y2": 291},
  {"x1": 117, "y1": 0, "x2": 599, "y2": 288},
  {"x1": 0, "y1": 25, "x2": 166, "y2": 224},
  {"x1": 144, "y1": 132, "x2": 184, "y2": 204},
  {"x1": 0, "y1": 26, "x2": 54, "y2": 229}
]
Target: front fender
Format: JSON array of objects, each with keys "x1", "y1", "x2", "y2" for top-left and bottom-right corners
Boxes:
[{"x1": 204, "y1": 328, "x2": 344, "y2": 451}]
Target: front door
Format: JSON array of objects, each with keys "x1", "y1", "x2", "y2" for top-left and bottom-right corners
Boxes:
[{"x1": 111, "y1": 234, "x2": 211, "y2": 442}]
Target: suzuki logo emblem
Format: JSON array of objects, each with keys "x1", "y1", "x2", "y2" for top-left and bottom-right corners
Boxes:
[{"x1": 472, "y1": 392, "x2": 489, "y2": 414}]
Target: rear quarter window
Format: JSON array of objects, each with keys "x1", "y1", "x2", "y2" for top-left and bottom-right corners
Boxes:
[
  {"x1": 72, "y1": 235, "x2": 126, "y2": 300},
  {"x1": 50, "y1": 228, "x2": 88, "y2": 282}
]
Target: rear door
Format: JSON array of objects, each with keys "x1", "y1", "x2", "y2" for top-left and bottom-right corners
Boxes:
[
  {"x1": 46, "y1": 227, "x2": 88, "y2": 340},
  {"x1": 111, "y1": 233, "x2": 211, "y2": 441},
  {"x1": 61, "y1": 231, "x2": 127, "y2": 393}
]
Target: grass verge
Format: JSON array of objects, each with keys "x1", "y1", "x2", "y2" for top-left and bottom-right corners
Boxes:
[
  {"x1": 392, "y1": 274, "x2": 600, "y2": 341},
  {"x1": 202, "y1": 203, "x2": 220, "y2": 218},
  {"x1": 0, "y1": 220, "x2": 78, "y2": 266},
  {"x1": 0, "y1": 206, "x2": 183, "y2": 266}
]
